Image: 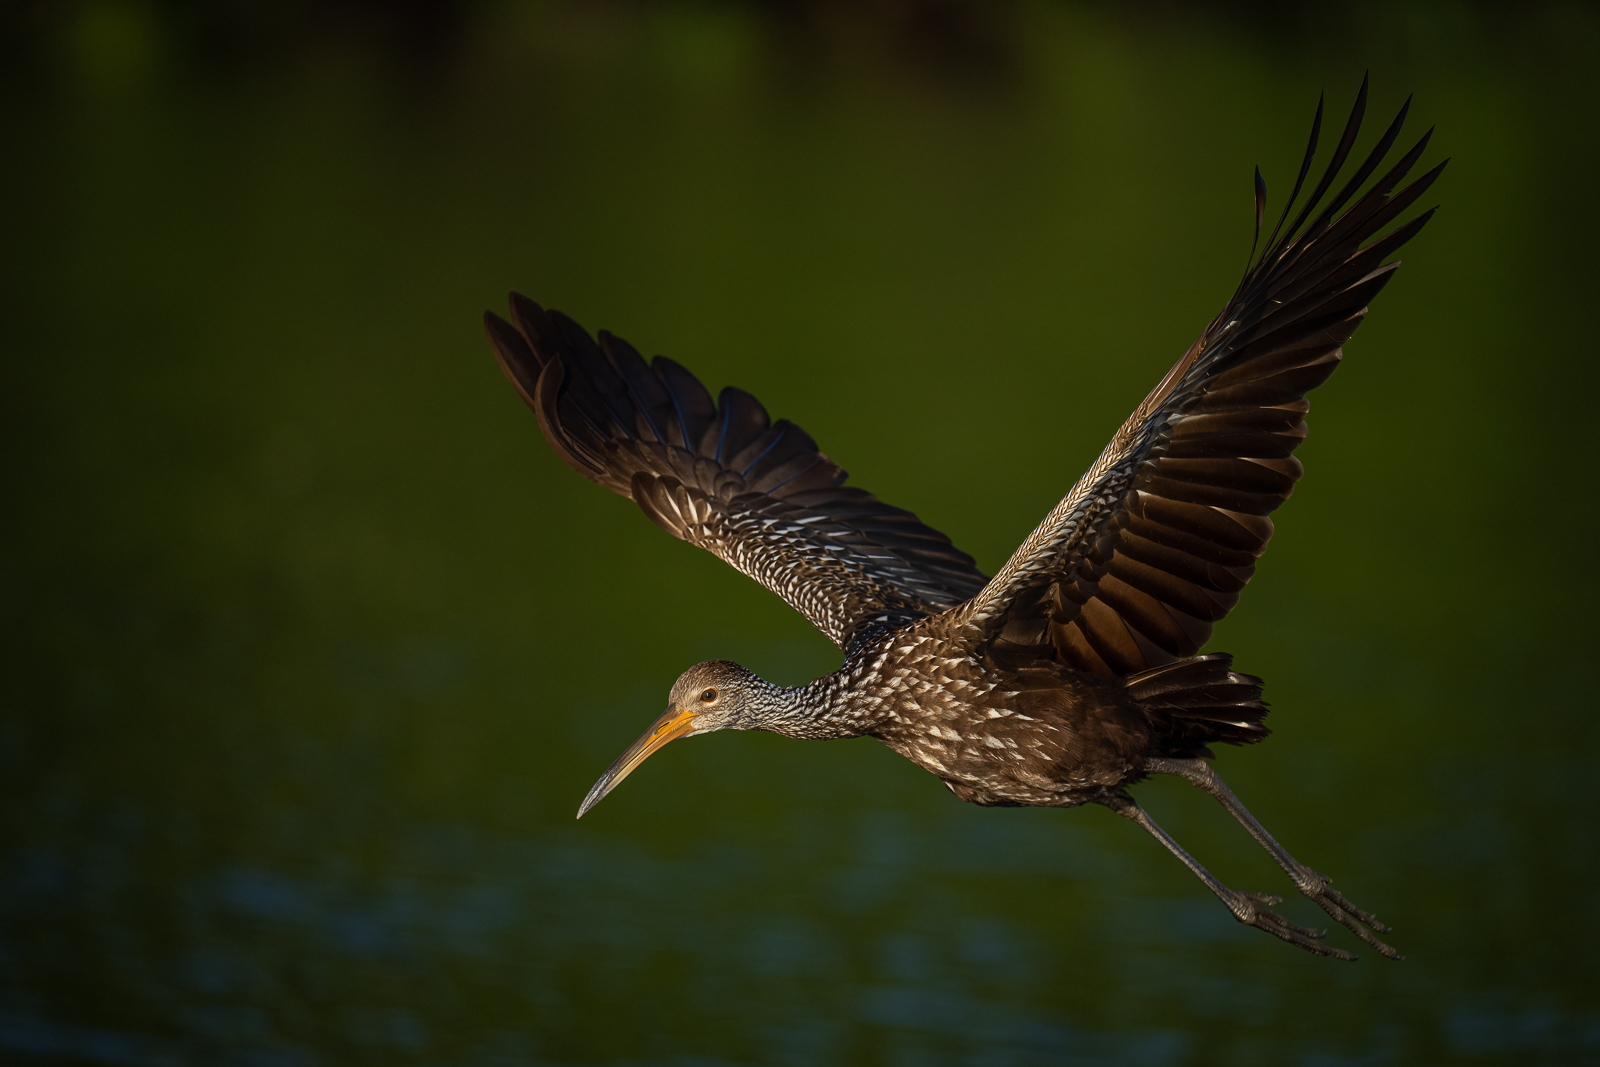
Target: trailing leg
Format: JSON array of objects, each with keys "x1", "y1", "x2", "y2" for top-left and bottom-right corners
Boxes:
[
  {"x1": 1145, "y1": 756, "x2": 1400, "y2": 959},
  {"x1": 1099, "y1": 792, "x2": 1354, "y2": 958}
]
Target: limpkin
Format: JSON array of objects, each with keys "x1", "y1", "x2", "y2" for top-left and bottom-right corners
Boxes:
[{"x1": 486, "y1": 82, "x2": 1442, "y2": 960}]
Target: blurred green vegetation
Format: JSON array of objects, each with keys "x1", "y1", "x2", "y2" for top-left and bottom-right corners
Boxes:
[{"x1": 2, "y1": 1, "x2": 1597, "y2": 1064}]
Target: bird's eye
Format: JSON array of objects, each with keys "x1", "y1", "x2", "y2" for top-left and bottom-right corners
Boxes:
[{"x1": 700, "y1": 688, "x2": 718, "y2": 703}]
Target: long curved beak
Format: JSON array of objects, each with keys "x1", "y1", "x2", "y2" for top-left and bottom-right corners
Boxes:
[{"x1": 576, "y1": 708, "x2": 698, "y2": 819}]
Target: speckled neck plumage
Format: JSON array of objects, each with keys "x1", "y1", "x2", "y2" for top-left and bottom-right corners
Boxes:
[{"x1": 741, "y1": 671, "x2": 875, "y2": 741}]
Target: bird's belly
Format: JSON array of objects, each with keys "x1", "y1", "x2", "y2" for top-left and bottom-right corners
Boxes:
[
  {"x1": 882, "y1": 731, "x2": 1115, "y2": 803},
  {"x1": 867, "y1": 687, "x2": 1144, "y2": 808}
]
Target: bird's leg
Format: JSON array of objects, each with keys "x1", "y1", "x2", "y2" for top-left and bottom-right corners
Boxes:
[
  {"x1": 1099, "y1": 793, "x2": 1355, "y2": 959},
  {"x1": 1143, "y1": 756, "x2": 1400, "y2": 959}
]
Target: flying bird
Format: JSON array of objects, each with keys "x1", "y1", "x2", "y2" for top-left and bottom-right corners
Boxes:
[{"x1": 486, "y1": 80, "x2": 1442, "y2": 959}]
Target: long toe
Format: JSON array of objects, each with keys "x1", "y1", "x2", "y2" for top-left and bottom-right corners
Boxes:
[
  {"x1": 1316, "y1": 884, "x2": 1390, "y2": 933},
  {"x1": 1304, "y1": 884, "x2": 1403, "y2": 959},
  {"x1": 1227, "y1": 890, "x2": 1356, "y2": 961}
]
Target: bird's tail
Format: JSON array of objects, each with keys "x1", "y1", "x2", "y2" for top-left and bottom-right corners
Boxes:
[{"x1": 1125, "y1": 653, "x2": 1269, "y2": 757}]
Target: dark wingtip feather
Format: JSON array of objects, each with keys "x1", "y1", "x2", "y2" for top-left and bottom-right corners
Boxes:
[
  {"x1": 1281, "y1": 78, "x2": 1369, "y2": 246},
  {"x1": 1261, "y1": 92, "x2": 1325, "y2": 258},
  {"x1": 1249, "y1": 166, "x2": 1267, "y2": 266},
  {"x1": 1302, "y1": 94, "x2": 1414, "y2": 242},
  {"x1": 485, "y1": 307, "x2": 543, "y2": 411},
  {"x1": 507, "y1": 292, "x2": 550, "y2": 346}
]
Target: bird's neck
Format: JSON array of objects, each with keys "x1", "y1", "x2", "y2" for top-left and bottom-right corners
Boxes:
[{"x1": 746, "y1": 673, "x2": 878, "y2": 741}]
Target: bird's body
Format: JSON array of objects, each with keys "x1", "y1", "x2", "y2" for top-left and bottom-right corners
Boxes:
[
  {"x1": 719, "y1": 623, "x2": 1236, "y2": 808},
  {"x1": 487, "y1": 80, "x2": 1444, "y2": 959},
  {"x1": 835, "y1": 638, "x2": 1153, "y2": 807}
]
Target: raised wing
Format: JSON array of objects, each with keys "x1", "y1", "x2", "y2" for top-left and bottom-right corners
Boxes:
[
  {"x1": 964, "y1": 80, "x2": 1445, "y2": 675},
  {"x1": 486, "y1": 295, "x2": 988, "y2": 649}
]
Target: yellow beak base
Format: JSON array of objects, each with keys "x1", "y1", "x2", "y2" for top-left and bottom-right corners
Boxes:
[{"x1": 576, "y1": 708, "x2": 698, "y2": 818}]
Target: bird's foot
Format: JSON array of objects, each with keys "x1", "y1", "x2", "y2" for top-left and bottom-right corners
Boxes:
[
  {"x1": 1290, "y1": 868, "x2": 1402, "y2": 960},
  {"x1": 1221, "y1": 889, "x2": 1357, "y2": 959}
]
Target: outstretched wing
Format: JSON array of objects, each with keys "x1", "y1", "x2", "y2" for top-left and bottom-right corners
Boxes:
[
  {"x1": 487, "y1": 295, "x2": 988, "y2": 649},
  {"x1": 963, "y1": 79, "x2": 1445, "y2": 675}
]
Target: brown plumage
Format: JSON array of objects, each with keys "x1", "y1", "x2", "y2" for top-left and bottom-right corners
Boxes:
[{"x1": 486, "y1": 79, "x2": 1443, "y2": 960}]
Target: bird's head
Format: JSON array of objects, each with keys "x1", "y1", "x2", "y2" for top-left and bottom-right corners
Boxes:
[{"x1": 576, "y1": 660, "x2": 769, "y2": 818}]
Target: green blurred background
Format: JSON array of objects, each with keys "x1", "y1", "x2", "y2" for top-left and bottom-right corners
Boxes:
[{"x1": 2, "y1": 1, "x2": 1597, "y2": 1064}]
